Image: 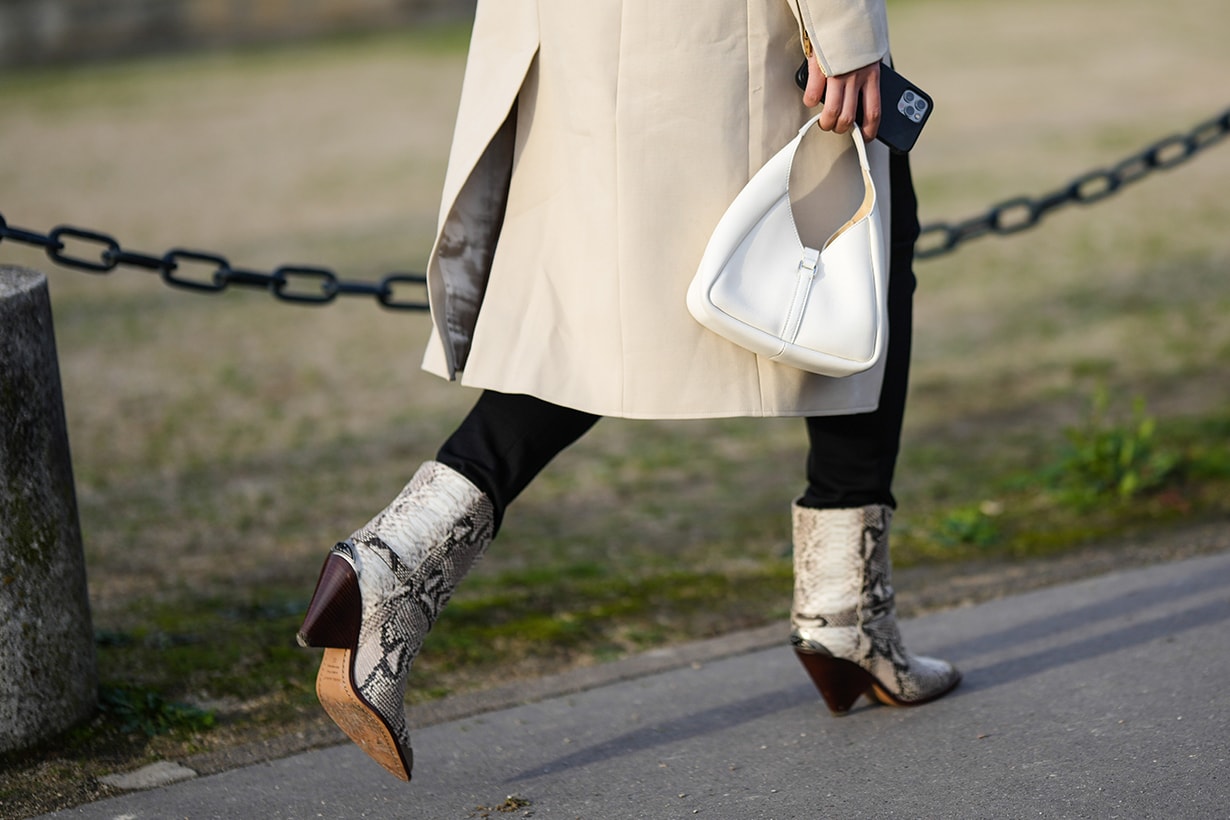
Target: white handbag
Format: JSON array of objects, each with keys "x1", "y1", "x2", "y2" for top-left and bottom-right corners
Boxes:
[{"x1": 687, "y1": 114, "x2": 887, "y2": 377}]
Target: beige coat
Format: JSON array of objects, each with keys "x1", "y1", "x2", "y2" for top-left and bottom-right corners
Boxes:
[{"x1": 422, "y1": 0, "x2": 895, "y2": 419}]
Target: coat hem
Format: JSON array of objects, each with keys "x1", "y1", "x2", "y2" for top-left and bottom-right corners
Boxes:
[{"x1": 431, "y1": 366, "x2": 880, "y2": 420}]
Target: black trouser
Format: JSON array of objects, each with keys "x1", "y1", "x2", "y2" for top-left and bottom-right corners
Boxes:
[{"x1": 438, "y1": 151, "x2": 920, "y2": 535}]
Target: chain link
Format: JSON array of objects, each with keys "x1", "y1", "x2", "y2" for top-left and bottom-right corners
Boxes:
[
  {"x1": 2, "y1": 108, "x2": 1228, "y2": 304},
  {"x1": 0, "y1": 212, "x2": 429, "y2": 311},
  {"x1": 916, "y1": 107, "x2": 1230, "y2": 259}
]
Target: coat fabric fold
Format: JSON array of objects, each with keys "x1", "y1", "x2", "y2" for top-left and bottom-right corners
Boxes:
[{"x1": 422, "y1": 0, "x2": 896, "y2": 419}]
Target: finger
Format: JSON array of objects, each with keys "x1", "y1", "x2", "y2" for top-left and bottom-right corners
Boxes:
[
  {"x1": 833, "y1": 76, "x2": 860, "y2": 134},
  {"x1": 860, "y1": 68, "x2": 882, "y2": 141},
  {"x1": 803, "y1": 53, "x2": 825, "y2": 108},
  {"x1": 818, "y1": 77, "x2": 844, "y2": 131}
]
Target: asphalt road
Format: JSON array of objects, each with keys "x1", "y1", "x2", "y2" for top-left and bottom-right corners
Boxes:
[{"x1": 42, "y1": 550, "x2": 1230, "y2": 819}]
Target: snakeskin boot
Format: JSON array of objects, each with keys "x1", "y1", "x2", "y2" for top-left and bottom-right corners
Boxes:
[
  {"x1": 297, "y1": 461, "x2": 494, "y2": 780},
  {"x1": 791, "y1": 503, "x2": 960, "y2": 715}
]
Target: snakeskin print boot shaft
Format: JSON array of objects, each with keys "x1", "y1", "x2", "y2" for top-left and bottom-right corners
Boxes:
[
  {"x1": 297, "y1": 462, "x2": 495, "y2": 780},
  {"x1": 791, "y1": 503, "x2": 960, "y2": 715}
]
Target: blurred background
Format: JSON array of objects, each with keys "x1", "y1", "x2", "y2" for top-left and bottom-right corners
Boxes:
[
  {"x1": 1, "y1": 0, "x2": 1228, "y2": 814},
  {"x1": 0, "y1": 0, "x2": 476, "y2": 66}
]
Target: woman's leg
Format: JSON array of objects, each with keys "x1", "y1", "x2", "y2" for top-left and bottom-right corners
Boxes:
[
  {"x1": 800, "y1": 149, "x2": 917, "y2": 510},
  {"x1": 436, "y1": 390, "x2": 601, "y2": 534},
  {"x1": 299, "y1": 390, "x2": 598, "y2": 778},
  {"x1": 791, "y1": 151, "x2": 960, "y2": 714}
]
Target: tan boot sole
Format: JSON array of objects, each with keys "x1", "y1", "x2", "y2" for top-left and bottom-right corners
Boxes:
[{"x1": 316, "y1": 647, "x2": 412, "y2": 781}]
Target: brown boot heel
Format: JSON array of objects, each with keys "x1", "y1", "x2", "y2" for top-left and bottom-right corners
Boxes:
[
  {"x1": 297, "y1": 551, "x2": 361, "y2": 649},
  {"x1": 794, "y1": 648, "x2": 878, "y2": 716}
]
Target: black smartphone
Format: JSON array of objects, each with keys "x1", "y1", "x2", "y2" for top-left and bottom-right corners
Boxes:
[{"x1": 794, "y1": 60, "x2": 933, "y2": 154}]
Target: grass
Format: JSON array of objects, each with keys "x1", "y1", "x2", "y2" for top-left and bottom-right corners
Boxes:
[{"x1": 2, "y1": 2, "x2": 1230, "y2": 815}]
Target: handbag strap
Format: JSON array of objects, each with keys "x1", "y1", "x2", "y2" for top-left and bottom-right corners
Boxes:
[
  {"x1": 788, "y1": 116, "x2": 877, "y2": 252},
  {"x1": 794, "y1": 114, "x2": 872, "y2": 174}
]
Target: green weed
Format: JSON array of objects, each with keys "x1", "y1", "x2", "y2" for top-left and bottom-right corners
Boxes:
[
  {"x1": 1048, "y1": 389, "x2": 1182, "y2": 508},
  {"x1": 935, "y1": 504, "x2": 1002, "y2": 548},
  {"x1": 96, "y1": 685, "x2": 215, "y2": 737}
]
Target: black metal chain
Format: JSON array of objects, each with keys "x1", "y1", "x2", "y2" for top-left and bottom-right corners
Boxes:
[
  {"x1": 2, "y1": 107, "x2": 1228, "y2": 306},
  {"x1": 0, "y1": 215, "x2": 429, "y2": 311},
  {"x1": 915, "y1": 107, "x2": 1230, "y2": 259}
]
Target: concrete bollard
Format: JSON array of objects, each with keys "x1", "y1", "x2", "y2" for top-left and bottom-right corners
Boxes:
[{"x1": 0, "y1": 265, "x2": 97, "y2": 752}]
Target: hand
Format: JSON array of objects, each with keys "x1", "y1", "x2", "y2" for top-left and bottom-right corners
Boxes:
[{"x1": 802, "y1": 56, "x2": 881, "y2": 143}]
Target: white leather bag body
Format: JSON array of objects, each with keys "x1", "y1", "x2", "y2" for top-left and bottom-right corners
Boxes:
[{"x1": 687, "y1": 114, "x2": 887, "y2": 378}]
